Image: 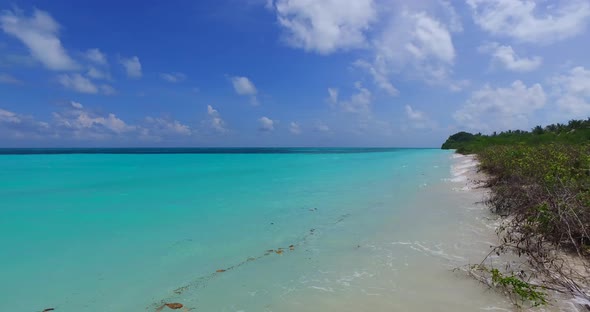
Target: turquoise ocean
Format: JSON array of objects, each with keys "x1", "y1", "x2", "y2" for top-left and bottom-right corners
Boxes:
[{"x1": 0, "y1": 148, "x2": 515, "y2": 311}]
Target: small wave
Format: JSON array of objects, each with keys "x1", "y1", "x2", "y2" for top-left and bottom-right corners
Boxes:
[
  {"x1": 446, "y1": 154, "x2": 481, "y2": 193},
  {"x1": 309, "y1": 286, "x2": 334, "y2": 292},
  {"x1": 480, "y1": 306, "x2": 512, "y2": 311},
  {"x1": 391, "y1": 241, "x2": 467, "y2": 263}
]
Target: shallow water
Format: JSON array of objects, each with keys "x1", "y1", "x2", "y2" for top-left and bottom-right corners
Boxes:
[{"x1": 0, "y1": 149, "x2": 543, "y2": 311}]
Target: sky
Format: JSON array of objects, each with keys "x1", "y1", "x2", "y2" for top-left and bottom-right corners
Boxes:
[{"x1": 1, "y1": 0, "x2": 590, "y2": 147}]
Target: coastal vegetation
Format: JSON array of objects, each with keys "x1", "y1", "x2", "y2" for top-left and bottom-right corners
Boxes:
[{"x1": 443, "y1": 119, "x2": 590, "y2": 307}]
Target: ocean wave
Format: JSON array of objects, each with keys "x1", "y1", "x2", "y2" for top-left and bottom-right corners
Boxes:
[{"x1": 445, "y1": 154, "x2": 479, "y2": 188}]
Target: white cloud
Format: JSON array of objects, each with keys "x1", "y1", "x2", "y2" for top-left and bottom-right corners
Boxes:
[
  {"x1": 449, "y1": 79, "x2": 470, "y2": 92},
  {"x1": 555, "y1": 95, "x2": 590, "y2": 118},
  {"x1": 358, "y1": 9, "x2": 457, "y2": 91},
  {"x1": 341, "y1": 82, "x2": 372, "y2": 113},
  {"x1": 551, "y1": 66, "x2": 590, "y2": 97},
  {"x1": 85, "y1": 48, "x2": 107, "y2": 65},
  {"x1": 0, "y1": 108, "x2": 21, "y2": 124},
  {"x1": 440, "y1": 0, "x2": 463, "y2": 33},
  {"x1": 258, "y1": 116, "x2": 275, "y2": 131},
  {"x1": 143, "y1": 117, "x2": 191, "y2": 137},
  {"x1": 120, "y1": 56, "x2": 142, "y2": 78},
  {"x1": 353, "y1": 60, "x2": 399, "y2": 96},
  {"x1": 1, "y1": 103, "x2": 197, "y2": 142},
  {"x1": 70, "y1": 101, "x2": 83, "y2": 109},
  {"x1": 468, "y1": 0, "x2": 590, "y2": 44},
  {"x1": 231, "y1": 76, "x2": 257, "y2": 95},
  {"x1": 453, "y1": 80, "x2": 546, "y2": 132},
  {"x1": 289, "y1": 121, "x2": 301, "y2": 134},
  {"x1": 327, "y1": 88, "x2": 338, "y2": 105},
  {"x1": 57, "y1": 73, "x2": 98, "y2": 94},
  {"x1": 551, "y1": 66, "x2": 590, "y2": 118},
  {"x1": 0, "y1": 108, "x2": 50, "y2": 139},
  {"x1": 58, "y1": 74, "x2": 115, "y2": 95},
  {"x1": 0, "y1": 8, "x2": 78, "y2": 71},
  {"x1": 53, "y1": 105, "x2": 136, "y2": 139},
  {"x1": 314, "y1": 121, "x2": 330, "y2": 133},
  {"x1": 403, "y1": 12, "x2": 455, "y2": 64},
  {"x1": 271, "y1": 0, "x2": 376, "y2": 54},
  {"x1": 87, "y1": 67, "x2": 111, "y2": 80},
  {"x1": 405, "y1": 104, "x2": 436, "y2": 129},
  {"x1": 100, "y1": 84, "x2": 116, "y2": 95},
  {"x1": 330, "y1": 82, "x2": 372, "y2": 114},
  {"x1": 0, "y1": 73, "x2": 22, "y2": 84},
  {"x1": 206, "y1": 105, "x2": 228, "y2": 133},
  {"x1": 479, "y1": 42, "x2": 542, "y2": 72},
  {"x1": 161, "y1": 72, "x2": 186, "y2": 83},
  {"x1": 405, "y1": 105, "x2": 426, "y2": 121},
  {"x1": 231, "y1": 76, "x2": 259, "y2": 105}
]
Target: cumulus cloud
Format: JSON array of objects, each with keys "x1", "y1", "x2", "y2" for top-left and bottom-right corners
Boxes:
[
  {"x1": 271, "y1": 0, "x2": 376, "y2": 54},
  {"x1": 53, "y1": 106, "x2": 135, "y2": 136},
  {"x1": 70, "y1": 101, "x2": 83, "y2": 109},
  {"x1": 439, "y1": 0, "x2": 463, "y2": 33},
  {"x1": 231, "y1": 76, "x2": 257, "y2": 95},
  {"x1": 551, "y1": 66, "x2": 590, "y2": 118},
  {"x1": 231, "y1": 76, "x2": 258, "y2": 105},
  {"x1": 327, "y1": 88, "x2": 338, "y2": 105},
  {"x1": 405, "y1": 105, "x2": 436, "y2": 129},
  {"x1": 314, "y1": 121, "x2": 330, "y2": 133},
  {"x1": 268, "y1": 1, "x2": 462, "y2": 91},
  {"x1": 0, "y1": 73, "x2": 23, "y2": 85},
  {"x1": 258, "y1": 116, "x2": 275, "y2": 131},
  {"x1": 0, "y1": 8, "x2": 79, "y2": 71},
  {"x1": 479, "y1": 42, "x2": 542, "y2": 72},
  {"x1": 56, "y1": 104, "x2": 191, "y2": 141},
  {"x1": 551, "y1": 66, "x2": 590, "y2": 97},
  {"x1": 0, "y1": 108, "x2": 21, "y2": 124},
  {"x1": 85, "y1": 48, "x2": 107, "y2": 65},
  {"x1": 0, "y1": 108, "x2": 50, "y2": 139},
  {"x1": 57, "y1": 73, "x2": 98, "y2": 94},
  {"x1": 87, "y1": 67, "x2": 111, "y2": 80},
  {"x1": 353, "y1": 60, "x2": 399, "y2": 96},
  {"x1": 453, "y1": 80, "x2": 546, "y2": 132},
  {"x1": 405, "y1": 105, "x2": 426, "y2": 121},
  {"x1": 206, "y1": 105, "x2": 228, "y2": 133},
  {"x1": 356, "y1": 8, "x2": 458, "y2": 92},
  {"x1": 468, "y1": 0, "x2": 590, "y2": 44},
  {"x1": 99, "y1": 84, "x2": 116, "y2": 95},
  {"x1": 142, "y1": 117, "x2": 192, "y2": 137},
  {"x1": 161, "y1": 72, "x2": 186, "y2": 83},
  {"x1": 329, "y1": 82, "x2": 372, "y2": 114},
  {"x1": 119, "y1": 56, "x2": 142, "y2": 78},
  {"x1": 289, "y1": 121, "x2": 301, "y2": 134},
  {"x1": 0, "y1": 102, "x2": 196, "y2": 143},
  {"x1": 341, "y1": 82, "x2": 372, "y2": 113}
]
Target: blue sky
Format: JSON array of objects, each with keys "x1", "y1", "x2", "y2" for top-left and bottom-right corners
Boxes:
[{"x1": 1, "y1": 0, "x2": 590, "y2": 147}]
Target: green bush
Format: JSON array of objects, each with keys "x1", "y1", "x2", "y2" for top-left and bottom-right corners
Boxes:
[
  {"x1": 477, "y1": 144, "x2": 590, "y2": 251},
  {"x1": 444, "y1": 119, "x2": 590, "y2": 305}
]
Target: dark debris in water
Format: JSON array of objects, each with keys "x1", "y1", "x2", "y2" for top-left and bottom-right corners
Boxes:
[
  {"x1": 150, "y1": 215, "x2": 339, "y2": 310},
  {"x1": 155, "y1": 303, "x2": 190, "y2": 311}
]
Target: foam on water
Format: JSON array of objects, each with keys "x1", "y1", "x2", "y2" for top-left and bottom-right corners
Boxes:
[{"x1": 448, "y1": 153, "x2": 479, "y2": 183}]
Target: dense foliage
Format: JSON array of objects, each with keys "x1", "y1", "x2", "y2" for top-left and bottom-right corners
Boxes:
[
  {"x1": 443, "y1": 119, "x2": 590, "y2": 306},
  {"x1": 479, "y1": 144, "x2": 590, "y2": 251},
  {"x1": 441, "y1": 119, "x2": 590, "y2": 154}
]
